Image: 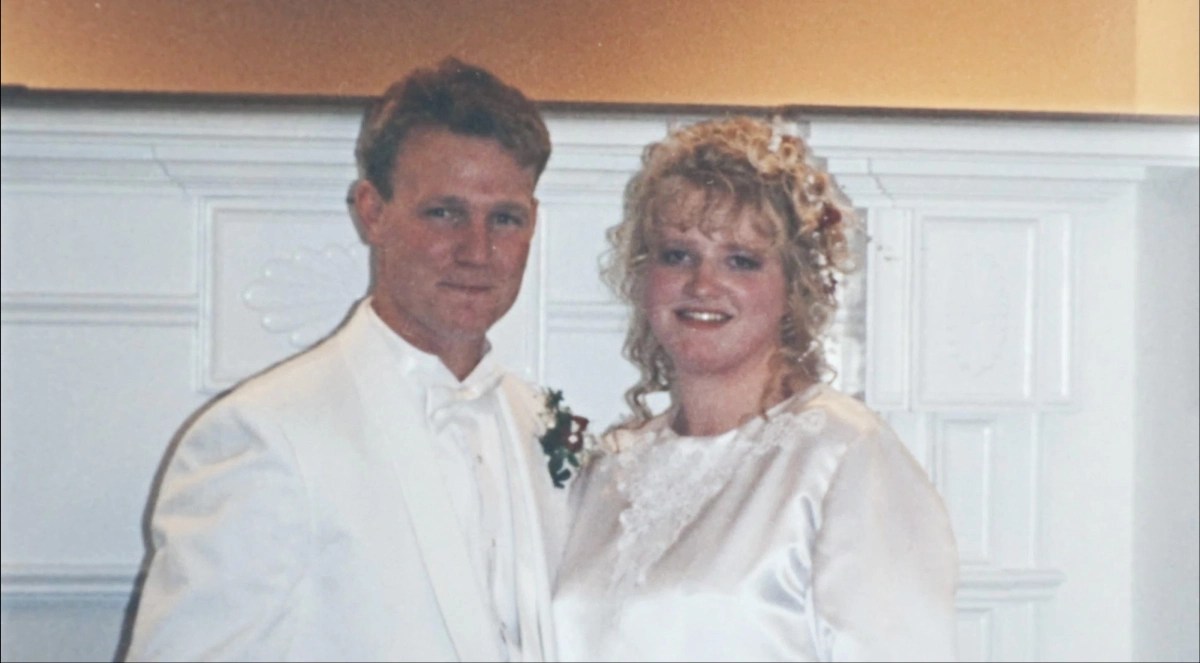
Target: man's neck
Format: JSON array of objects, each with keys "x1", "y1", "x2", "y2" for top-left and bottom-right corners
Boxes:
[
  {"x1": 437, "y1": 346, "x2": 486, "y2": 382},
  {"x1": 369, "y1": 298, "x2": 485, "y2": 381}
]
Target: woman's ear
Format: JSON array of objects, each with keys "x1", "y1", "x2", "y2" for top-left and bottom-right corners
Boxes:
[{"x1": 351, "y1": 179, "x2": 386, "y2": 245}]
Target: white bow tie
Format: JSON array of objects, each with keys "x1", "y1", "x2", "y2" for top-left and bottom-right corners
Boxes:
[{"x1": 425, "y1": 373, "x2": 504, "y2": 424}]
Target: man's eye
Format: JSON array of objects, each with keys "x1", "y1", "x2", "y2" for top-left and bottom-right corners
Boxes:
[
  {"x1": 493, "y1": 213, "x2": 525, "y2": 227},
  {"x1": 729, "y1": 254, "x2": 762, "y2": 270},
  {"x1": 424, "y1": 207, "x2": 450, "y2": 219}
]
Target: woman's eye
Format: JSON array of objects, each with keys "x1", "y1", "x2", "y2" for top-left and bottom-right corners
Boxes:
[
  {"x1": 729, "y1": 254, "x2": 762, "y2": 270},
  {"x1": 658, "y1": 249, "x2": 689, "y2": 265}
]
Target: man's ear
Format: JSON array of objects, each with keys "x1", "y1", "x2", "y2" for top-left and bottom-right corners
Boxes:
[{"x1": 351, "y1": 179, "x2": 386, "y2": 245}]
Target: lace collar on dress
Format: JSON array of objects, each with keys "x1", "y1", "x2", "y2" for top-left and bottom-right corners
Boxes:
[{"x1": 610, "y1": 385, "x2": 830, "y2": 588}]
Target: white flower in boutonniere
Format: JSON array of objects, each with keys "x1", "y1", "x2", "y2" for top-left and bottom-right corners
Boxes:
[{"x1": 537, "y1": 389, "x2": 597, "y2": 488}]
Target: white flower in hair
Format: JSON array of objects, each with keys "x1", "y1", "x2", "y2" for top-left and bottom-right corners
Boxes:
[
  {"x1": 767, "y1": 115, "x2": 786, "y2": 152},
  {"x1": 767, "y1": 114, "x2": 802, "y2": 153}
]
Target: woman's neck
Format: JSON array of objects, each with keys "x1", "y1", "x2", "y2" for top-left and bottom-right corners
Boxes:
[{"x1": 670, "y1": 362, "x2": 787, "y2": 437}]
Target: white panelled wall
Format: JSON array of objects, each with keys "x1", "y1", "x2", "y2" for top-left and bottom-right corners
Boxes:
[{"x1": 1, "y1": 98, "x2": 1197, "y2": 662}]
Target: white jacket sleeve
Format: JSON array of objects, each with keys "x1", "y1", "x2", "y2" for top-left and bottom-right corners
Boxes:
[
  {"x1": 125, "y1": 402, "x2": 310, "y2": 662},
  {"x1": 810, "y1": 427, "x2": 960, "y2": 662}
]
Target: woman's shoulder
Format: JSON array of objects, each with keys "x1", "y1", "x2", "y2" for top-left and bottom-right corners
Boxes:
[
  {"x1": 597, "y1": 408, "x2": 675, "y2": 454},
  {"x1": 595, "y1": 385, "x2": 890, "y2": 453},
  {"x1": 792, "y1": 387, "x2": 938, "y2": 500},
  {"x1": 766, "y1": 384, "x2": 890, "y2": 447}
]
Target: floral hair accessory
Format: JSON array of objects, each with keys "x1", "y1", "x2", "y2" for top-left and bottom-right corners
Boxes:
[
  {"x1": 766, "y1": 114, "x2": 800, "y2": 154},
  {"x1": 537, "y1": 389, "x2": 597, "y2": 488}
]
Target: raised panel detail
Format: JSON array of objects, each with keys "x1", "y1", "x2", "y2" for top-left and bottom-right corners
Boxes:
[
  {"x1": 542, "y1": 200, "x2": 623, "y2": 305},
  {"x1": 0, "y1": 190, "x2": 196, "y2": 297},
  {"x1": 956, "y1": 609, "x2": 993, "y2": 662},
  {"x1": 865, "y1": 208, "x2": 913, "y2": 410},
  {"x1": 937, "y1": 419, "x2": 995, "y2": 564},
  {"x1": 200, "y1": 202, "x2": 366, "y2": 390},
  {"x1": 0, "y1": 325, "x2": 204, "y2": 563},
  {"x1": 932, "y1": 413, "x2": 1039, "y2": 568},
  {"x1": 917, "y1": 215, "x2": 1036, "y2": 406},
  {"x1": 8, "y1": 100, "x2": 1189, "y2": 663},
  {"x1": 914, "y1": 211, "x2": 1073, "y2": 410},
  {"x1": 200, "y1": 201, "x2": 543, "y2": 391},
  {"x1": 241, "y1": 244, "x2": 369, "y2": 349},
  {"x1": 1, "y1": 594, "x2": 131, "y2": 662},
  {"x1": 1034, "y1": 213, "x2": 1073, "y2": 405}
]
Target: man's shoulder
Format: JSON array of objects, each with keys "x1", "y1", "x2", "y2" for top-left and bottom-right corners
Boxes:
[
  {"x1": 498, "y1": 371, "x2": 540, "y2": 398},
  {"x1": 497, "y1": 372, "x2": 549, "y2": 417},
  {"x1": 198, "y1": 326, "x2": 363, "y2": 429}
]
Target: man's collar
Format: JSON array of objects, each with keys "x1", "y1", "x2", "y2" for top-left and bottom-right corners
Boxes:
[{"x1": 358, "y1": 296, "x2": 503, "y2": 395}]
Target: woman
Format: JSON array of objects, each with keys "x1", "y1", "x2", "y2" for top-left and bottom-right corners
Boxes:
[{"x1": 552, "y1": 117, "x2": 958, "y2": 661}]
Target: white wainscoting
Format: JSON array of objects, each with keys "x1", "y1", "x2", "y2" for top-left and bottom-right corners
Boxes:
[{"x1": 2, "y1": 98, "x2": 1196, "y2": 662}]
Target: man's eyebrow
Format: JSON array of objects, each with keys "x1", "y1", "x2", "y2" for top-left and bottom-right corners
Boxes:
[
  {"x1": 492, "y1": 200, "x2": 534, "y2": 214},
  {"x1": 421, "y1": 195, "x2": 468, "y2": 207}
]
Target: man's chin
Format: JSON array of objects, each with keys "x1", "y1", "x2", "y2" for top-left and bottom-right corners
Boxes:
[
  {"x1": 439, "y1": 314, "x2": 503, "y2": 340},
  {"x1": 450, "y1": 299, "x2": 515, "y2": 327}
]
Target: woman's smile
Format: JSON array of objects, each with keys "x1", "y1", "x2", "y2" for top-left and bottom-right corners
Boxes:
[{"x1": 643, "y1": 188, "x2": 788, "y2": 382}]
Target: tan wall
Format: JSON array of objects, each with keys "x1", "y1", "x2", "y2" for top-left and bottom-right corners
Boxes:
[{"x1": 1, "y1": 0, "x2": 1196, "y2": 115}]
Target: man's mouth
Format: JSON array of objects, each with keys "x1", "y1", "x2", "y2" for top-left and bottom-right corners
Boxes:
[{"x1": 441, "y1": 282, "x2": 492, "y2": 294}]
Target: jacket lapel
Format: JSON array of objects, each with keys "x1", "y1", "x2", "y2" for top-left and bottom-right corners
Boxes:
[
  {"x1": 496, "y1": 378, "x2": 571, "y2": 662},
  {"x1": 339, "y1": 307, "x2": 501, "y2": 662}
]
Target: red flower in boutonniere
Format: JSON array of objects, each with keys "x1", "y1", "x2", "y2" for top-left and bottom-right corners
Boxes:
[{"x1": 537, "y1": 389, "x2": 596, "y2": 488}]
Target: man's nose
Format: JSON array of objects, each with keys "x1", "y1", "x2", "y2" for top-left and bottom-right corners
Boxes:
[{"x1": 454, "y1": 218, "x2": 493, "y2": 264}]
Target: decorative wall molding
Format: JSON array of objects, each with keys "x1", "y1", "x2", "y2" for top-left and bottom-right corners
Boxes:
[
  {"x1": 196, "y1": 198, "x2": 365, "y2": 392},
  {"x1": 0, "y1": 564, "x2": 139, "y2": 600},
  {"x1": 242, "y1": 243, "x2": 369, "y2": 349},
  {"x1": 956, "y1": 566, "x2": 1066, "y2": 606},
  {"x1": 544, "y1": 302, "x2": 628, "y2": 333},
  {"x1": 3, "y1": 99, "x2": 1197, "y2": 662},
  {"x1": 0, "y1": 293, "x2": 197, "y2": 327},
  {"x1": 865, "y1": 207, "x2": 914, "y2": 411},
  {"x1": 1, "y1": 104, "x2": 360, "y2": 197},
  {"x1": 939, "y1": 418, "x2": 997, "y2": 565},
  {"x1": 807, "y1": 117, "x2": 1198, "y2": 208},
  {"x1": 7, "y1": 106, "x2": 1194, "y2": 205},
  {"x1": 867, "y1": 206, "x2": 1074, "y2": 412},
  {"x1": 807, "y1": 117, "x2": 1199, "y2": 165},
  {"x1": 931, "y1": 412, "x2": 1041, "y2": 569},
  {"x1": 0, "y1": 561, "x2": 1060, "y2": 605}
]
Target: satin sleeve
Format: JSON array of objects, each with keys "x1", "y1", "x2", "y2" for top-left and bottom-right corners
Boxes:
[
  {"x1": 125, "y1": 402, "x2": 310, "y2": 662},
  {"x1": 809, "y1": 427, "x2": 959, "y2": 662}
]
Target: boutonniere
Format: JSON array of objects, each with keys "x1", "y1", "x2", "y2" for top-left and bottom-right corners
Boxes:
[{"x1": 537, "y1": 389, "x2": 596, "y2": 488}]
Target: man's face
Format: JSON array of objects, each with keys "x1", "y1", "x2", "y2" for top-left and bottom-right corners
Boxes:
[{"x1": 355, "y1": 126, "x2": 538, "y2": 361}]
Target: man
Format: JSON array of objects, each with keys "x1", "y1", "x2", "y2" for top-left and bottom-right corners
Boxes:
[{"x1": 126, "y1": 58, "x2": 568, "y2": 661}]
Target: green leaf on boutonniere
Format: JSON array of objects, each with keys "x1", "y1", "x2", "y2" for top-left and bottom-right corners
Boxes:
[{"x1": 536, "y1": 388, "x2": 597, "y2": 488}]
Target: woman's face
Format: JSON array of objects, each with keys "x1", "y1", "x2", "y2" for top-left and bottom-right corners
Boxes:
[{"x1": 642, "y1": 187, "x2": 788, "y2": 384}]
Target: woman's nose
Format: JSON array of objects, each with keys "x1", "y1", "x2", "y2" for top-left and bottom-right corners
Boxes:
[{"x1": 682, "y1": 261, "x2": 718, "y2": 297}]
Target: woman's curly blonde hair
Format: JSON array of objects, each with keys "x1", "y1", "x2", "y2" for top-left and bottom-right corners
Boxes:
[{"x1": 603, "y1": 116, "x2": 861, "y2": 426}]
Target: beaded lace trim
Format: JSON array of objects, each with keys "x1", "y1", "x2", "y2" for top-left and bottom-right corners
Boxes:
[{"x1": 611, "y1": 406, "x2": 827, "y2": 588}]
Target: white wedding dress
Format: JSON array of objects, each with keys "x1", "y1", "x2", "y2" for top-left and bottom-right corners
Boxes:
[{"x1": 552, "y1": 384, "x2": 959, "y2": 662}]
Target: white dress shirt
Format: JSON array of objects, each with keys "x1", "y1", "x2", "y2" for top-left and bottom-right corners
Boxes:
[{"x1": 366, "y1": 307, "x2": 523, "y2": 660}]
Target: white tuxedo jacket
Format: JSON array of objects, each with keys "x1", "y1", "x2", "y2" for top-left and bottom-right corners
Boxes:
[{"x1": 126, "y1": 302, "x2": 570, "y2": 661}]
